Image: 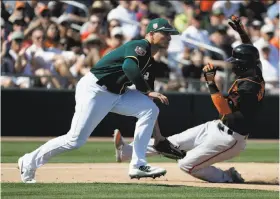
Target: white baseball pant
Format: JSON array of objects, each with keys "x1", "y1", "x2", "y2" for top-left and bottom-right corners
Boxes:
[
  {"x1": 119, "y1": 120, "x2": 247, "y2": 182},
  {"x1": 23, "y1": 72, "x2": 159, "y2": 170}
]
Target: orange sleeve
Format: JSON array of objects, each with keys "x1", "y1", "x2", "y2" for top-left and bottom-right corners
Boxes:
[{"x1": 211, "y1": 93, "x2": 232, "y2": 115}]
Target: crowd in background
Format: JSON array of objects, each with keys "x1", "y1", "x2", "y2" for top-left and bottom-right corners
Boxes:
[{"x1": 1, "y1": 0, "x2": 279, "y2": 94}]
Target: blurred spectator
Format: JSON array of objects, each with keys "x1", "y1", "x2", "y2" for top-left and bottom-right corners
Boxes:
[
  {"x1": 80, "y1": 14, "x2": 105, "y2": 43},
  {"x1": 1, "y1": 0, "x2": 279, "y2": 92},
  {"x1": 199, "y1": 0, "x2": 216, "y2": 13},
  {"x1": 208, "y1": 8, "x2": 226, "y2": 34},
  {"x1": 70, "y1": 34, "x2": 102, "y2": 77},
  {"x1": 248, "y1": 20, "x2": 263, "y2": 43},
  {"x1": 254, "y1": 24, "x2": 279, "y2": 72},
  {"x1": 57, "y1": 16, "x2": 81, "y2": 51},
  {"x1": 260, "y1": 44, "x2": 279, "y2": 92},
  {"x1": 270, "y1": 28, "x2": 279, "y2": 50},
  {"x1": 132, "y1": 17, "x2": 150, "y2": 40},
  {"x1": 106, "y1": 19, "x2": 121, "y2": 38},
  {"x1": 24, "y1": 0, "x2": 38, "y2": 23},
  {"x1": 107, "y1": 0, "x2": 139, "y2": 41},
  {"x1": 242, "y1": 0, "x2": 266, "y2": 22},
  {"x1": 1, "y1": 2, "x2": 11, "y2": 22},
  {"x1": 174, "y1": 0, "x2": 195, "y2": 33},
  {"x1": 267, "y1": 2, "x2": 279, "y2": 21},
  {"x1": 90, "y1": 0, "x2": 112, "y2": 34},
  {"x1": 8, "y1": 15, "x2": 27, "y2": 33},
  {"x1": 12, "y1": 1, "x2": 26, "y2": 18},
  {"x1": 153, "y1": 48, "x2": 170, "y2": 79},
  {"x1": 269, "y1": 12, "x2": 279, "y2": 49},
  {"x1": 209, "y1": 25, "x2": 233, "y2": 58},
  {"x1": 44, "y1": 23, "x2": 60, "y2": 49},
  {"x1": 212, "y1": 0, "x2": 245, "y2": 18},
  {"x1": 64, "y1": 0, "x2": 92, "y2": 24},
  {"x1": 181, "y1": 12, "x2": 211, "y2": 54},
  {"x1": 25, "y1": 28, "x2": 77, "y2": 88},
  {"x1": 149, "y1": 1, "x2": 176, "y2": 19},
  {"x1": 1, "y1": 31, "x2": 30, "y2": 88},
  {"x1": 135, "y1": 0, "x2": 150, "y2": 21},
  {"x1": 180, "y1": 49, "x2": 203, "y2": 91},
  {"x1": 103, "y1": 27, "x2": 124, "y2": 55},
  {"x1": 24, "y1": 5, "x2": 52, "y2": 37}
]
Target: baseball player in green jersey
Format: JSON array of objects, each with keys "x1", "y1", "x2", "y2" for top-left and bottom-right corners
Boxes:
[{"x1": 18, "y1": 18, "x2": 179, "y2": 183}]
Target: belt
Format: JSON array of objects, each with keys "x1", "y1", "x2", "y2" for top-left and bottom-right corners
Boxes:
[
  {"x1": 217, "y1": 123, "x2": 233, "y2": 135},
  {"x1": 217, "y1": 123, "x2": 248, "y2": 140},
  {"x1": 96, "y1": 80, "x2": 108, "y2": 90}
]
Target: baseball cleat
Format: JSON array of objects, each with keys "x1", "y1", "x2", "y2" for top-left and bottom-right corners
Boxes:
[
  {"x1": 113, "y1": 129, "x2": 124, "y2": 162},
  {"x1": 129, "y1": 165, "x2": 167, "y2": 179},
  {"x1": 227, "y1": 167, "x2": 244, "y2": 183},
  {"x1": 18, "y1": 155, "x2": 36, "y2": 183}
]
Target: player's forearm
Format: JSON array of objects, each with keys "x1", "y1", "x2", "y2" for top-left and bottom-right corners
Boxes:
[
  {"x1": 239, "y1": 31, "x2": 252, "y2": 45},
  {"x1": 208, "y1": 83, "x2": 232, "y2": 115},
  {"x1": 122, "y1": 58, "x2": 152, "y2": 94}
]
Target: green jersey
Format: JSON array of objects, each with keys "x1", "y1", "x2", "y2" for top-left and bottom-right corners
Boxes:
[{"x1": 90, "y1": 39, "x2": 153, "y2": 95}]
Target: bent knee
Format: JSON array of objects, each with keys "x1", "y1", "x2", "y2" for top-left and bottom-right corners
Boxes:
[{"x1": 178, "y1": 160, "x2": 194, "y2": 174}]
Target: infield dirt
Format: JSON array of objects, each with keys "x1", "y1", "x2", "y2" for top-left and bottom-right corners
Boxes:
[
  {"x1": 1, "y1": 137, "x2": 278, "y2": 191},
  {"x1": 1, "y1": 162, "x2": 278, "y2": 191}
]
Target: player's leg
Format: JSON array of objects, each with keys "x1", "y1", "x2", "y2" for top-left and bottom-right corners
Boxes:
[
  {"x1": 114, "y1": 129, "x2": 159, "y2": 162},
  {"x1": 18, "y1": 73, "x2": 119, "y2": 183},
  {"x1": 177, "y1": 121, "x2": 246, "y2": 183},
  {"x1": 167, "y1": 121, "x2": 211, "y2": 151},
  {"x1": 116, "y1": 121, "x2": 212, "y2": 162},
  {"x1": 111, "y1": 89, "x2": 165, "y2": 179}
]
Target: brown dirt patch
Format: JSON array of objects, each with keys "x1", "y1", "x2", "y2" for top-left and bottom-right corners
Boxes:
[{"x1": 1, "y1": 162, "x2": 278, "y2": 191}]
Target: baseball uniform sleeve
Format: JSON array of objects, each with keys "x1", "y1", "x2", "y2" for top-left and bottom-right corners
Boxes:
[{"x1": 122, "y1": 58, "x2": 152, "y2": 94}]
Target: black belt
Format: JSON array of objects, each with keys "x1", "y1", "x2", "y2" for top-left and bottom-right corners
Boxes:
[
  {"x1": 217, "y1": 123, "x2": 249, "y2": 139},
  {"x1": 217, "y1": 123, "x2": 233, "y2": 135},
  {"x1": 96, "y1": 80, "x2": 125, "y2": 94}
]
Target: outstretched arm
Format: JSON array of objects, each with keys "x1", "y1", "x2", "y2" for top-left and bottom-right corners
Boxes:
[{"x1": 228, "y1": 15, "x2": 252, "y2": 45}]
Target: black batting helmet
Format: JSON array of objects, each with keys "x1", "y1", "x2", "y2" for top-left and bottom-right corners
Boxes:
[{"x1": 227, "y1": 44, "x2": 260, "y2": 75}]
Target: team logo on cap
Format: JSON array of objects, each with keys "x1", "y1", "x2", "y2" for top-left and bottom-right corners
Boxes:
[
  {"x1": 153, "y1": 23, "x2": 158, "y2": 29},
  {"x1": 135, "y1": 46, "x2": 146, "y2": 56}
]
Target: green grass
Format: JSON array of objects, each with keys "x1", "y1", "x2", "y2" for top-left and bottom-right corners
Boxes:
[
  {"x1": 1, "y1": 183, "x2": 278, "y2": 199},
  {"x1": 1, "y1": 141, "x2": 278, "y2": 163}
]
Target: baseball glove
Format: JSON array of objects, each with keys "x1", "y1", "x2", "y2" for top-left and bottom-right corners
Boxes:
[{"x1": 153, "y1": 138, "x2": 186, "y2": 160}]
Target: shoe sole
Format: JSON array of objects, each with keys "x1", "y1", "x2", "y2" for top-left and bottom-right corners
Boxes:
[{"x1": 129, "y1": 170, "x2": 167, "y2": 180}]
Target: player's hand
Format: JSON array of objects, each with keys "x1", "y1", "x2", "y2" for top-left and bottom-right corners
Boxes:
[
  {"x1": 147, "y1": 91, "x2": 169, "y2": 105},
  {"x1": 203, "y1": 63, "x2": 216, "y2": 83},
  {"x1": 228, "y1": 15, "x2": 245, "y2": 33}
]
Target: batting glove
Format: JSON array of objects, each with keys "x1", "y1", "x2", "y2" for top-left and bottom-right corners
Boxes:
[
  {"x1": 228, "y1": 15, "x2": 246, "y2": 33},
  {"x1": 203, "y1": 63, "x2": 216, "y2": 83}
]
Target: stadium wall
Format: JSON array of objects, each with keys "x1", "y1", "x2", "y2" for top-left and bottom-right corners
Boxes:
[{"x1": 1, "y1": 89, "x2": 279, "y2": 139}]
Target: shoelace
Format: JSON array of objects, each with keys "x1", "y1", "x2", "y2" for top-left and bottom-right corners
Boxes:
[{"x1": 139, "y1": 165, "x2": 151, "y2": 172}]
